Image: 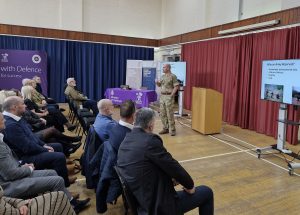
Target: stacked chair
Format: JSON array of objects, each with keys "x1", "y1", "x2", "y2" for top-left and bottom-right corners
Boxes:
[{"x1": 66, "y1": 98, "x2": 96, "y2": 137}]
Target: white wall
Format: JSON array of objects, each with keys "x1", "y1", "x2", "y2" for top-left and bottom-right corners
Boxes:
[
  {"x1": 160, "y1": 0, "x2": 295, "y2": 38},
  {"x1": 241, "y1": 0, "x2": 282, "y2": 20},
  {"x1": 0, "y1": 0, "x2": 60, "y2": 29},
  {"x1": 0, "y1": 0, "x2": 161, "y2": 39},
  {"x1": 161, "y1": 0, "x2": 206, "y2": 38},
  {"x1": 0, "y1": 0, "x2": 299, "y2": 40},
  {"x1": 204, "y1": 0, "x2": 240, "y2": 28},
  {"x1": 60, "y1": 0, "x2": 83, "y2": 31},
  {"x1": 83, "y1": 0, "x2": 161, "y2": 39},
  {"x1": 281, "y1": 0, "x2": 300, "y2": 10}
]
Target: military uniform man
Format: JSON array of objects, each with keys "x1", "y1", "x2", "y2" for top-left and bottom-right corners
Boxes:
[
  {"x1": 64, "y1": 77, "x2": 99, "y2": 115},
  {"x1": 155, "y1": 64, "x2": 179, "y2": 136}
]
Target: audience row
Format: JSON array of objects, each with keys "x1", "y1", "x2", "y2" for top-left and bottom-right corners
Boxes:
[
  {"x1": 0, "y1": 76, "x2": 214, "y2": 215},
  {"x1": 0, "y1": 76, "x2": 92, "y2": 214},
  {"x1": 84, "y1": 99, "x2": 214, "y2": 215}
]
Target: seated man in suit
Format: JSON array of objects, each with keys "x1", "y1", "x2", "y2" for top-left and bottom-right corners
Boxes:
[
  {"x1": 107, "y1": 99, "x2": 135, "y2": 153},
  {"x1": 85, "y1": 99, "x2": 116, "y2": 186},
  {"x1": 96, "y1": 100, "x2": 135, "y2": 213},
  {"x1": 0, "y1": 112, "x2": 90, "y2": 214},
  {"x1": 2, "y1": 96, "x2": 70, "y2": 187},
  {"x1": 93, "y1": 99, "x2": 117, "y2": 142},
  {"x1": 64, "y1": 77, "x2": 98, "y2": 115},
  {"x1": 117, "y1": 108, "x2": 214, "y2": 215}
]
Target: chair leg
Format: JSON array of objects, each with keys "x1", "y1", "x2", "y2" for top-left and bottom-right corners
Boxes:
[{"x1": 122, "y1": 194, "x2": 129, "y2": 215}]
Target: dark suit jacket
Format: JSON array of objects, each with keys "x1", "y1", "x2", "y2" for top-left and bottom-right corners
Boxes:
[
  {"x1": 35, "y1": 83, "x2": 43, "y2": 95},
  {"x1": 22, "y1": 109, "x2": 46, "y2": 132},
  {"x1": 117, "y1": 128, "x2": 194, "y2": 215},
  {"x1": 96, "y1": 124, "x2": 131, "y2": 213},
  {"x1": 3, "y1": 115, "x2": 47, "y2": 159},
  {"x1": 81, "y1": 126, "x2": 103, "y2": 189}
]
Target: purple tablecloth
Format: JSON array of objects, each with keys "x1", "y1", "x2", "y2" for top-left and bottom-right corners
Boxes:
[{"x1": 105, "y1": 88, "x2": 157, "y2": 108}]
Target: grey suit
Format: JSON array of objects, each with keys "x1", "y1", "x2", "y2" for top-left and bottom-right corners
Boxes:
[{"x1": 0, "y1": 135, "x2": 71, "y2": 199}]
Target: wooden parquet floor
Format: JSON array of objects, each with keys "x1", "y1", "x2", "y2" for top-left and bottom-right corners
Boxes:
[{"x1": 63, "y1": 105, "x2": 300, "y2": 215}]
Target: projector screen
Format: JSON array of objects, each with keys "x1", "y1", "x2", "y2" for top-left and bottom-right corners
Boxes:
[{"x1": 261, "y1": 59, "x2": 300, "y2": 105}]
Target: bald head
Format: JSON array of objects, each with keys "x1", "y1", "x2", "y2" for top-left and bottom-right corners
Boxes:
[
  {"x1": 97, "y1": 99, "x2": 114, "y2": 116},
  {"x1": 2, "y1": 96, "x2": 26, "y2": 116},
  {"x1": 165, "y1": 64, "x2": 171, "y2": 69},
  {"x1": 163, "y1": 64, "x2": 171, "y2": 73}
]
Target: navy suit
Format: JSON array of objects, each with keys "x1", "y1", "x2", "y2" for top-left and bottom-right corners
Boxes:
[
  {"x1": 96, "y1": 123, "x2": 131, "y2": 213},
  {"x1": 81, "y1": 126, "x2": 103, "y2": 189},
  {"x1": 3, "y1": 115, "x2": 70, "y2": 187}
]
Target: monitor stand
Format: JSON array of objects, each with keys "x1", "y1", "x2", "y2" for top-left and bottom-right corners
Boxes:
[
  {"x1": 256, "y1": 103, "x2": 300, "y2": 175},
  {"x1": 174, "y1": 86, "x2": 188, "y2": 117}
]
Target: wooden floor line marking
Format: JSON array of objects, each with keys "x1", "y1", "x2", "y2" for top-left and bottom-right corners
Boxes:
[
  {"x1": 221, "y1": 132, "x2": 300, "y2": 175},
  {"x1": 179, "y1": 150, "x2": 251, "y2": 163},
  {"x1": 222, "y1": 133, "x2": 257, "y2": 148},
  {"x1": 175, "y1": 120, "x2": 299, "y2": 176},
  {"x1": 209, "y1": 135, "x2": 300, "y2": 176}
]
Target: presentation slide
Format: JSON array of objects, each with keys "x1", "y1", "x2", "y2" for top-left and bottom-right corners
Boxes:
[{"x1": 261, "y1": 59, "x2": 300, "y2": 105}]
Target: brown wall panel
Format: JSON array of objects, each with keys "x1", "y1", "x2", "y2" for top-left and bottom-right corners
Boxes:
[
  {"x1": 181, "y1": 29, "x2": 212, "y2": 43},
  {"x1": 159, "y1": 35, "x2": 182, "y2": 47},
  {"x1": 0, "y1": 24, "x2": 159, "y2": 47}
]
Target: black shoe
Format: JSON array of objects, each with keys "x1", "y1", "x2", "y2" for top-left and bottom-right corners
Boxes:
[
  {"x1": 71, "y1": 136, "x2": 82, "y2": 142},
  {"x1": 71, "y1": 198, "x2": 91, "y2": 214},
  {"x1": 68, "y1": 142, "x2": 82, "y2": 154},
  {"x1": 67, "y1": 124, "x2": 77, "y2": 131}
]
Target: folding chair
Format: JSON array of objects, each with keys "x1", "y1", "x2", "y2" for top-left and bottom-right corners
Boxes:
[{"x1": 114, "y1": 166, "x2": 138, "y2": 215}]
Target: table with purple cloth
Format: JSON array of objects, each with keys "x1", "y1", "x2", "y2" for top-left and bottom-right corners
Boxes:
[{"x1": 105, "y1": 88, "x2": 157, "y2": 108}]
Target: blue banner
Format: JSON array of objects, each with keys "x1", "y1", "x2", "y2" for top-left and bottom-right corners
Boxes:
[{"x1": 142, "y1": 67, "x2": 156, "y2": 90}]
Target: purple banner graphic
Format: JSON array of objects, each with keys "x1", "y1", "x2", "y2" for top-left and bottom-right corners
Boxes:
[
  {"x1": 0, "y1": 49, "x2": 47, "y2": 94},
  {"x1": 105, "y1": 88, "x2": 157, "y2": 108}
]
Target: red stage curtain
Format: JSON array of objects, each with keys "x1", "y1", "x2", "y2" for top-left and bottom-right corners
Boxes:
[{"x1": 182, "y1": 26, "x2": 300, "y2": 144}]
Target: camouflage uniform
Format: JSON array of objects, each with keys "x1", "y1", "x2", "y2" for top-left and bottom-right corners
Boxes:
[
  {"x1": 159, "y1": 73, "x2": 179, "y2": 132},
  {"x1": 31, "y1": 90, "x2": 45, "y2": 106}
]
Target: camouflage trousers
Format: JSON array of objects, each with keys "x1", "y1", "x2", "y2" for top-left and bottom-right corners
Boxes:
[{"x1": 159, "y1": 95, "x2": 175, "y2": 131}]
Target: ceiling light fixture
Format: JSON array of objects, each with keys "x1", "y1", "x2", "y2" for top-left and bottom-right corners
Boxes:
[{"x1": 218, "y1": 19, "x2": 280, "y2": 35}]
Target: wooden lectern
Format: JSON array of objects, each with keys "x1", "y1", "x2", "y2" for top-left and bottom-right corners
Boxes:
[{"x1": 192, "y1": 87, "x2": 223, "y2": 134}]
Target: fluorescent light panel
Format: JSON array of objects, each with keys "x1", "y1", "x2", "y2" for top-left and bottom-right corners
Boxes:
[{"x1": 218, "y1": 19, "x2": 280, "y2": 35}]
